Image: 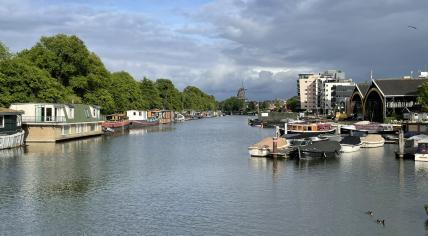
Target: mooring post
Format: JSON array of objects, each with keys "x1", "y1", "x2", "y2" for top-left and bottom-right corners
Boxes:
[
  {"x1": 284, "y1": 122, "x2": 288, "y2": 135},
  {"x1": 398, "y1": 129, "x2": 404, "y2": 158},
  {"x1": 272, "y1": 136, "x2": 278, "y2": 159},
  {"x1": 336, "y1": 124, "x2": 341, "y2": 135}
]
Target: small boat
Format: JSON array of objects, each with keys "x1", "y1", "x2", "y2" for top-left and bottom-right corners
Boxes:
[
  {"x1": 248, "y1": 137, "x2": 289, "y2": 157},
  {"x1": 287, "y1": 123, "x2": 336, "y2": 135},
  {"x1": 340, "y1": 136, "x2": 362, "y2": 153},
  {"x1": 360, "y1": 134, "x2": 385, "y2": 148},
  {"x1": 415, "y1": 141, "x2": 428, "y2": 162},
  {"x1": 298, "y1": 141, "x2": 341, "y2": 160}
]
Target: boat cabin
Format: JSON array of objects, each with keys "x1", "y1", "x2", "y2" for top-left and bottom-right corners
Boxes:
[
  {"x1": 0, "y1": 108, "x2": 23, "y2": 135},
  {"x1": 288, "y1": 123, "x2": 333, "y2": 132}
]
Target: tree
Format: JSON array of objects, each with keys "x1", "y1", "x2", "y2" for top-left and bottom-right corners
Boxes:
[
  {"x1": 182, "y1": 86, "x2": 217, "y2": 111},
  {"x1": 286, "y1": 96, "x2": 299, "y2": 112},
  {"x1": 0, "y1": 42, "x2": 12, "y2": 61},
  {"x1": 155, "y1": 79, "x2": 183, "y2": 110},
  {"x1": 221, "y1": 97, "x2": 244, "y2": 113},
  {"x1": 109, "y1": 71, "x2": 146, "y2": 112},
  {"x1": 418, "y1": 82, "x2": 428, "y2": 111},
  {"x1": 0, "y1": 57, "x2": 68, "y2": 106},
  {"x1": 139, "y1": 78, "x2": 161, "y2": 109}
]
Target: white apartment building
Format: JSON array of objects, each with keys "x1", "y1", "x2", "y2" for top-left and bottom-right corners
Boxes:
[{"x1": 297, "y1": 70, "x2": 352, "y2": 114}]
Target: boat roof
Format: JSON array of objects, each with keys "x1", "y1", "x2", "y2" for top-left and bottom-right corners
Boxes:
[{"x1": 340, "y1": 136, "x2": 361, "y2": 145}]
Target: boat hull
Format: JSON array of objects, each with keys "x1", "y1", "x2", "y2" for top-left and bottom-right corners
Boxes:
[
  {"x1": 361, "y1": 141, "x2": 384, "y2": 148},
  {"x1": 340, "y1": 144, "x2": 361, "y2": 153},
  {"x1": 415, "y1": 153, "x2": 428, "y2": 162},
  {"x1": 0, "y1": 130, "x2": 25, "y2": 150},
  {"x1": 129, "y1": 120, "x2": 159, "y2": 128},
  {"x1": 248, "y1": 147, "x2": 270, "y2": 157},
  {"x1": 299, "y1": 150, "x2": 340, "y2": 160}
]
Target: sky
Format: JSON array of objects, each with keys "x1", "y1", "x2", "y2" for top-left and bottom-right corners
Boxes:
[{"x1": 1, "y1": 0, "x2": 428, "y2": 100}]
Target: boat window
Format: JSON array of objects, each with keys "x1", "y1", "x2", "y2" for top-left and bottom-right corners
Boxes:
[
  {"x1": 417, "y1": 143, "x2": 428, "y2": 154},
  {"x1": 0, "y1": 115, "x2": 3, "y2": 128},
  {"x1": 308, "y1": 126, "x2": 312, "y2": 131}
]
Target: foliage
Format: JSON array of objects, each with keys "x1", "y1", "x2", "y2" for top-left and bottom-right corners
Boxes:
[
  {"x1": 286, "y1": 96, "x2": 299, "y2": 112},
  {"x1": 0, "y1": 42, "x2": 12, "y2": 61},
  {"x1": 418, "y1": 82, "x2": 428, "y2": 112},
  {"x1": 0, "y1": 34, "x2": 217, "y2": 114},
  {"x1": 0, "y1": 57, "x2": 69, "y2": 106},
  {"x1": 220, "y1": 97, "x2": 244, "y2": 112},
  {"x1": 155, "y1": 79, "x2": 183, "y2": 110},
  {"x1": 139, "y1": 78, "x2": 161, "y2": 109},
  {"x1": 182, "y1": 86, "x2": 217, "y2": 111}
]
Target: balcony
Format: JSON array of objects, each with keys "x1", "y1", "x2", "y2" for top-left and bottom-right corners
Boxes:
[{"x1": 22, "y1": 116, "x2": 67, "y2": 123}]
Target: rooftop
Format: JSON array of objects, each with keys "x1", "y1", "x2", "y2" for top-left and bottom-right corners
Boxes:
[
  {"x1": 0, "y1": 108, "x2": 24, "y2": 115},
  {"x1": 374, "y1": 78, "x2": 428, "y2": 96}
]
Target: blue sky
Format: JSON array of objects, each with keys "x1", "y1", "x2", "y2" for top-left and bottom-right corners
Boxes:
[{"x1": 1, "y1": 0, "x2": 428, "y2": 100}]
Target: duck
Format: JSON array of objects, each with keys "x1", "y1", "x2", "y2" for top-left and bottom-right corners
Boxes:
[
  {"x1": 365, "y1": 210, "x2": 374, "y2": 216},
  {"x1": 376, "y1": 219, "x2": 385, "y2": 225}
]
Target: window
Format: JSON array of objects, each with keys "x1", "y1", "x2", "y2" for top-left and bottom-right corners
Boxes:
[
  {"x1": 0, "y1": 116, "x2": 3, "y2": 128},
  {"x1": 139, "y1": 111, "x2": 142, "y2": 116},
  {"x1": 133, "y1": 112, "x2": 136, "y2": 116}
]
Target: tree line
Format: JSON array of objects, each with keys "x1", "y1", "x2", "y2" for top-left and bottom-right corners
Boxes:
[{"x1": 0, "y1": 34, "x2": 217, "y2": 114}]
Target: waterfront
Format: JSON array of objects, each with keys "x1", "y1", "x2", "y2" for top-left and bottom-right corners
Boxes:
[{"x1": 0, "y1": 116, "x2": 428, "y2": 235}]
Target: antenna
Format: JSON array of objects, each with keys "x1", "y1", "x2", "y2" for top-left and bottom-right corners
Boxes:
[{"x1": 370, "y1": 70, "x2": 373, "y2": 80}]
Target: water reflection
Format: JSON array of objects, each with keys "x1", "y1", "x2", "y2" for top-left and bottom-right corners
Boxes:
[
  {"x1": 415, "y1": 161, "x2": 428, "y2": 176},
  {"x1": 129, "y1": 124, "x2": 175, "y2": 135},
  {"x1": 0, "y1": 147, "x2": 24, "y2": 158},
  {"x1": 248, "y1": 157, "x2": 285, "y2": 181}
]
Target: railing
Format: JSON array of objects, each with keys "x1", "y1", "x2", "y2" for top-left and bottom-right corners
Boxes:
[{"x1": 22, "y1": 116, "x2": 67, "y2": 123}]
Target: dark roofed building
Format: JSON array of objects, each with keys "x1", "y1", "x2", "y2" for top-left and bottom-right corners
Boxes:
[
  {"x1": 350, "y1": 82, "x2": 370, "y2": 119},
  {"x1": 363, "y1": 78, "x2": 428, "y2": 122}
]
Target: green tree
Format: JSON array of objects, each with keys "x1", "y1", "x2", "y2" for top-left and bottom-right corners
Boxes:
[
  {"x1": 155, "y1": 79, "x2": 183, "y2": 110},
  {"x1": 0, "y1": 42, "x2": 12, "y2": 61},
  {"x1": 182, "y1": 86, "x2": 216, "y2": 111},
  {"x1": 139, "y1": 78, "x2": 161, "y2": 109},
  {"x1": 19, "y1": 34, "x2": 92, "y2": 86},
  {"x1": 109, "y1": 71, "x2": 146, "y2": 111},
  {"x1": 286, "y1": 96, "x2": 299, "y2": 112},
  {"x1": 220, "y1": 97, "x2": 244, "y2": 113},
  {"x1": 0, "y1": 57, "x2": 68, "y2": 106}
]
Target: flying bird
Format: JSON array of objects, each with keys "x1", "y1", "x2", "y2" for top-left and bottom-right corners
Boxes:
[{"x1": 408, "y1": 25, "x2": 417, "y2": 30}]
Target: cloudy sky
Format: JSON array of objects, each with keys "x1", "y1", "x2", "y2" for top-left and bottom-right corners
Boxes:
[{"x1": 1, "y1": 0, "x2": 427, "y2": 100}]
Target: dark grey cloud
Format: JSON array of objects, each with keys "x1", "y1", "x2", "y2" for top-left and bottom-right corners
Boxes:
[{"x1": 1, "y1": 0, "x2": 427, "y2": 100}]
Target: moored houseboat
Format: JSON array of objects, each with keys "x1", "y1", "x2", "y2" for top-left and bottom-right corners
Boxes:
[
  {"x1": 9, "y1": 103, "x2": 103, "y2": 142},
  {"x1": 0, "y1": 108, "x2": 25, "y2": 150},
  {"x1": 102, "y1": 113, "x2": 130, "y2": 132},
  {"x1": 286, "y1": 123, "x2": 336, "y2": 135},
  {"x1": 127, "y1": 110, "x2": 159, "y2": 128}
]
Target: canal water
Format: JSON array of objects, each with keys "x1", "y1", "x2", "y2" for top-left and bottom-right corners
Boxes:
[{"x1": 1, "y1": 116, "x2": 428, "y2": 235}]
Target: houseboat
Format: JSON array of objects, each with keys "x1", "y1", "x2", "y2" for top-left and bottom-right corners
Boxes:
[
  {"x1": 126, "y1": 110, "x2": 159, "y2": 128},
  {"x1": 149, "y1": 110, "x2": 174, "y2": 124},
  {"x1": 102, "y1": 113, "x2": 130, "y2": 132},
  {"x1": 0, "y1": 108, "x2": 25, "y2": 149},
  {"x1": 286, "y1": 123, "x2": 336, "y2": 135},
  {"x1": 9, "y1": 103, "x2": 103, "y2": 142}
]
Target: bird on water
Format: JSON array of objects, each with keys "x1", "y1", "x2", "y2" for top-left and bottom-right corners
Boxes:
[{"x1": 365, "y1": 210, "x2": 374, "y2": 216}]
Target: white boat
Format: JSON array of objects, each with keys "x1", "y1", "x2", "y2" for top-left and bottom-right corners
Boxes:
[
  {"x1": 248, "y1": 137, "x2": 289, "y2": 157},
  {"x1": 360, "y1": 134, "x2": 385, "y2": 148},
  {"x1": 415, "y1": 141, "x2": 428, "y2": 162},
  {"x1": 340, "y1": 136, "x2": 361, "y2": 153},
  {"x1": 0, "y1": 130, "x2": 25, "y2": 150}
]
